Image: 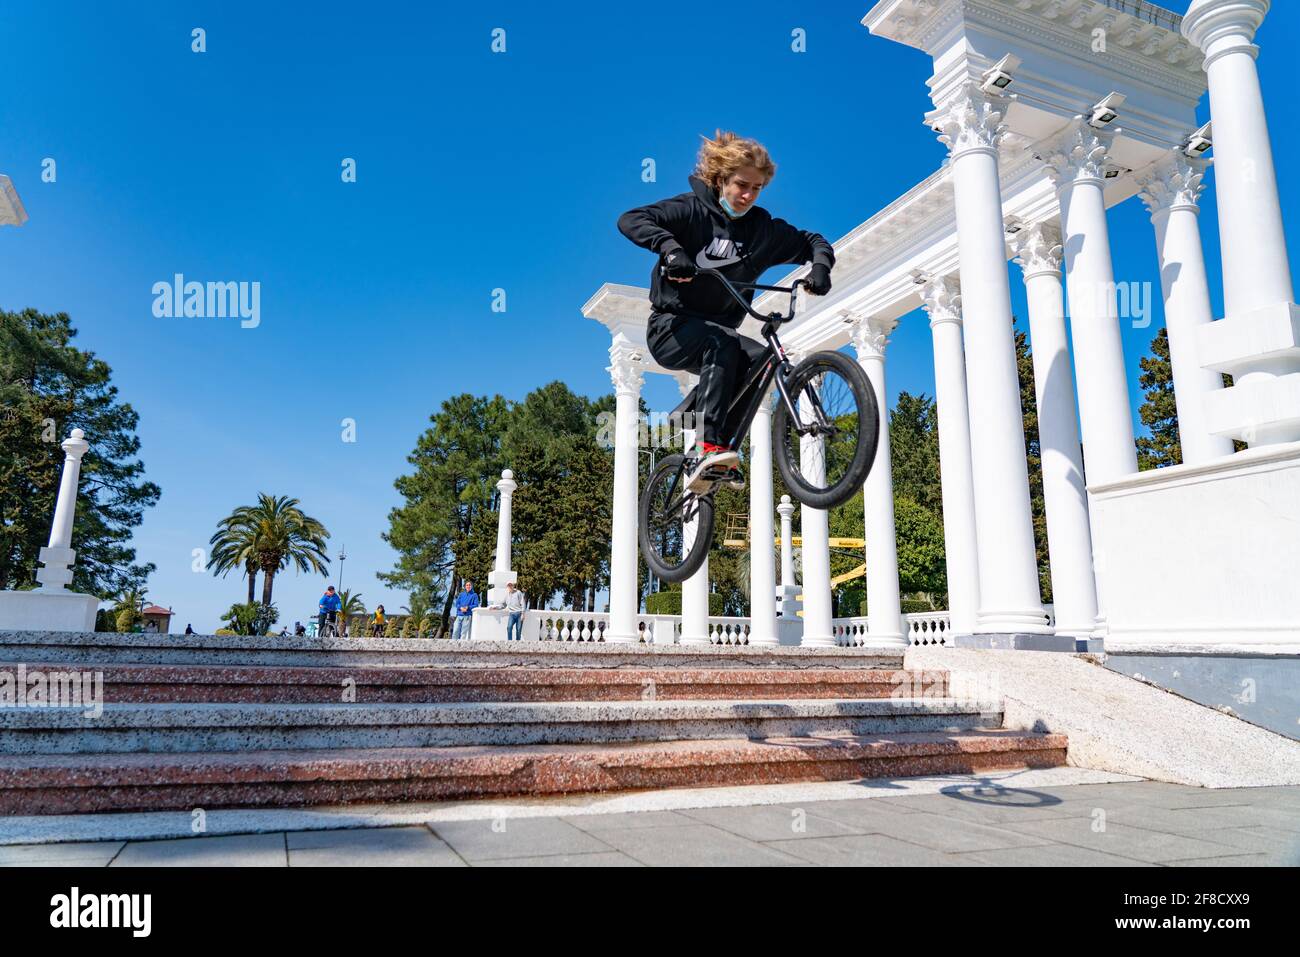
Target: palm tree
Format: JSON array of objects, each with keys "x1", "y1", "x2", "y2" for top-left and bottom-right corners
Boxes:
[
  {"x1": 210, "y1": 494, "x2": 330, "y2": 608},
  {"x1": 208, "y1": 513, "x2": 261, "y2": 603},
  {"x1": 338, "y1": 589, "x2": 366, "y2": 637},
  {"x1": 111, "y1": 585, "x2": 148, "y2": 632}
]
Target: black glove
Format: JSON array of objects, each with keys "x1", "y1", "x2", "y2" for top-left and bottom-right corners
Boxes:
[
  {"x1": 806, "y1": 262, "x2": 832, "y2": 296},
  {"x1": 661, "y1": 245, "x2": 697, "y2": 281}
]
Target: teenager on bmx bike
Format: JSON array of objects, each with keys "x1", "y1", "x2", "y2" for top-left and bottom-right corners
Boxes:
[{"x1": 617, "y1": 130, "x2": 879, "y2": 584}]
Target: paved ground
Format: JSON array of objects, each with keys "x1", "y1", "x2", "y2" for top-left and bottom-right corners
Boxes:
[{"x1": 3, "y1": 781, "x2": 1297, "y2": 866}]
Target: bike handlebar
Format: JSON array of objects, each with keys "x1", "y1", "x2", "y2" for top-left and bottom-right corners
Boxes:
[{"x1": 659, "y1": 264, "x2": 807, "y2": 325}]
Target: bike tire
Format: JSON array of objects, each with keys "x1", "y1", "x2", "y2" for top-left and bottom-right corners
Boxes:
[
  {"x1": 639, "y1": 452, "x2": 716, "y2": 585},
  {"x1": 773, "y1": 350, "x2": 880, "y2": 510}
]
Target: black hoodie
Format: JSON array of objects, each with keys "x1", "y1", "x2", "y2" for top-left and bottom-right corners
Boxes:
[{"x1": 617, "y1": 175, "x2": 835, "y2": 329}]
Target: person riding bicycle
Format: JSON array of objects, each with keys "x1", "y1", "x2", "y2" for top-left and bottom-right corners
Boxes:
[
  {"x1": 617, "y1": 130, "x2": 834, "y2": 492},
  {"x1": 318, "y1": 585, "x2": 342, "y2": 635}
]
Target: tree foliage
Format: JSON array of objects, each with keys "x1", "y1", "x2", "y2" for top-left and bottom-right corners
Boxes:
[
  {"x1": 0, "y1": 309, "x2": 159, "y2": 595},
  {"x1": 1136, "y1": 326, "x2": 1182, "y2": 470}
]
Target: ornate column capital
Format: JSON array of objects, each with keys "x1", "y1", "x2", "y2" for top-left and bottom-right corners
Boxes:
[
  {"x1": 607, "y1": 333, "x2": 645, "y2": 397},
  {"x1": 1183, "y1": 0, "x2": 1268, "y2": 65},
  {"x1": 924, "y1": 81, "x2": 1012, "y2": 159},
  {"x1": 1008, "y1": 221, "x2": 1064, "y2": 279},
  {"x1": 1035, "y1": 118, "x2": 1118, "y2": 190},
  {"x1": 1135, "y1": 151, "x2": 1209, "y2": 219},
  {"x1": 919, "y1": 274, "x2": 962, "y2": 329},
  {"x1": 847, "y1": 312, "x2": 898, "y2": 362}
]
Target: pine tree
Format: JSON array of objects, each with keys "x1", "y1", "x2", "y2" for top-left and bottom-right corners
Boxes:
[
  {"x1": 1135, "y1": 327, "x2": 1182, "y2": 470},
  {"x1": 0, "y1": 309, "x2": 159, "y2": 595},
  {"x1": 1014, "y1": 327, "x2": 1052, "y2": 603}
]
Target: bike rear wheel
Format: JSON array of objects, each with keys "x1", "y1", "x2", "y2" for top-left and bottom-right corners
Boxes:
[
  {"x1": 639, "y1": 453, "x2": 716, "y2": 584},
  {"x1": 773, "y1": 350, "x2": 879, "y2": 510}
]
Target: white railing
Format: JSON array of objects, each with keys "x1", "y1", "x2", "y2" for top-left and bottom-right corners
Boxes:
[
  {"x1": 832, "y1": 617, "x2": 871, "y2": 647},
  {"x1": 522, "y1": 610, "x2": 677, "y2": 643},
  {"x1": 504, "y1": 604, "x2": 1056, "y2": 646},
  {"x1": 834, "y1": 604, "x2": 1059, "y2": 647},
  {"x1": 904, "y1": 611, "x2": 952, "y2": 646},
  {"x1": 706, "y1": 616, "x2": 751, "y2": 645}
]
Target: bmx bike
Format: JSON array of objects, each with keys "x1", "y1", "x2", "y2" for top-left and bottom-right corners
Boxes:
[{"x1": 639, "y1": 267, "x2": 880, "y2": 584}]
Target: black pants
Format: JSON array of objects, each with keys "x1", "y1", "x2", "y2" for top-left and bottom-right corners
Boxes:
[{"x1": 647, "y1": 311, "x2": 768, "y2": 447}]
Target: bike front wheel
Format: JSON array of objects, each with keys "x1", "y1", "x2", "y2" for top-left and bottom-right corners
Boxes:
[
  {"x1": 639, "y1": 452, "x2": 716, "y2": 585},
  {"x1": 773, "y1": 350, "x2": 879, "y2": 510}
]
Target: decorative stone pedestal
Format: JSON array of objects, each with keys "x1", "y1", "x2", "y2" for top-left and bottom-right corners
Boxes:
[
  {"x1": 0, "y1": 429, "x2": 101, "y2": 634},
  {"x1": 470, "y1": 607, "x2": 510, "y2": 642},
  {"x1": 0, "y1": 590, "x2": 98, "y2": 632},
  {"x1": 1088, "y1": 440, "x2": 1300, "y2": 652}
]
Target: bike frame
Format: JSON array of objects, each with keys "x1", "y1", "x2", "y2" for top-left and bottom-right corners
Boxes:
[{"x1": 665, "y1": 267, "x2": 833, "y2": 453}]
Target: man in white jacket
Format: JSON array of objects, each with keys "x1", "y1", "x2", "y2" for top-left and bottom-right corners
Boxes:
[{"x1": 498, "y1": 581, "x2": 527, "y2": 641}]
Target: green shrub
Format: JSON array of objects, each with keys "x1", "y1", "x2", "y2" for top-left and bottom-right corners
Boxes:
[
  {"x1": 645, "y1": 589, "x2": 724, "y2": 617},
  {"x1": 221, "y1": 602, "x2": 278, "y2": 636}
]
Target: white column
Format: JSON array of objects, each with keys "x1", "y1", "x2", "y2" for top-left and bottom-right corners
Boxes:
[
  {"x1": 676, "y1": 372, "x2": 710, "y2": 645},
  {"x1": 927, "y1": 82, "x2": 1049, "y2": 635},
  {"x1": 605, "y1": 335, "x2": 644, "y2": 644},
  {"x1": 1183, "y1": 0, "x2": 1292, "y2": 318},
  {"x1": 797, "y1": 385, "x2": 835, "y2": 647},
  {"x1": 1038, "y1": 119, "x2": 1139, "y2": 484},
  {"x1": 1009, "y1": 222, "x2": 1100, "y2": 639},
  {"x1": 1182, "y1": 0, "x2": 1300, "y2": 447},
  {"x1": 850, "y1": 315, "x2": 906, "y2": 648},
  {"x1": 487, "y1": 469, "x2": 519, "y2": 606},
  {"x1": 777, "y1": 494, "x2": 799, "y2": 619},
  {"x1": 920, "y1": 276, "x2": 981, "y2": 637},
  {"x1": 36, "y1": 428, "x2": 91, "y2": 592},
  {"x1": 748, "y1": 394, "x2": 778, "y2": 646},
  {"x1": 1135, "y1": 152, "x2": 1234, "y2": 464}
]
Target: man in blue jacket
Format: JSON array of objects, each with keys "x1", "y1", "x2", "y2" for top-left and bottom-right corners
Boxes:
[
  {"x1": 318, "y1": 586, "x2": 342, "y2": 636},
  {"x1": 452, "y1": 579, "x2": 479, "y2": 640},
  {"x1": 618, "y1": 129, "x2": 834, "y2": 492}
]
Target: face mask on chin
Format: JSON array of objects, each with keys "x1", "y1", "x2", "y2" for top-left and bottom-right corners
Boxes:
[{"x1": 718, "y1": 192, "x2": 752, "y2": 218}]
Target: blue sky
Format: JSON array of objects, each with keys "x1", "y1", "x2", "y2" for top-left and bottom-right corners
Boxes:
[{"x1": 1, "y1": 1, "x2": 1297, "y2": 631}]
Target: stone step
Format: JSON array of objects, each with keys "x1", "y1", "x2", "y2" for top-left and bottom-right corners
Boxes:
[
  {"x1": 0, "y1": 730, "x2": 1068, "y2": 815},
  {"x1": 7, "y1": 663, "x2": 946, "y2": 704},
  {"x1": 0, "y1": 632, "x2": 902, "y2": 670},
  {"x1": 0, "y1": 698, "x2": 1001, "y2": 754}
]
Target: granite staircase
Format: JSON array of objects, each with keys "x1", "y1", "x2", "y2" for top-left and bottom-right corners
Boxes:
[{"x1": 0, "y1": 632, "x2": 1067, "y2": 815}]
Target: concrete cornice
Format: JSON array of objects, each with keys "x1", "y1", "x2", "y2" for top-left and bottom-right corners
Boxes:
[{"x1": 867, "y1": 0, "x2": 1205, "y2": 102}]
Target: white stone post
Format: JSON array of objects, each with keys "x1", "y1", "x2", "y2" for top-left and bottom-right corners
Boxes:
[
  {"x1": 1010, "y1": 222, "x2": 1100, "y2": 640},
  {"x1": 1135, "y1": 152, "x2": 1234, "y2": 464},
  {"x1": 850, "y1": 315, "x2": 906, "y2": 649},
  {"x1": 748, "y1": 394, "x2": 778, "y2": 646},
  {"x1": 0, "y1": 428, "x2": 99, "y2": 631},
  {"x1": 797, "y1": 386, "x2": 835, "y2": 647},
  {"x1": 486, "y1": 469, "x2": 518, "y2": 605},
  {"x1": 37, "y1": 429, "x2": 91, "y2": 592},
  {"x1": 676, "y1": 372, "x2": 710, "y2": 645},
  {"x1": 777, "y1": 494, "x2": 799, "y2": 622},
  {"x1": 605, "y1": 335, "x2": 644, "y2": 644},
  {"x1": 921, "y1": 275, "x2": 982, "y2": 638},
  {"x1": 927, "y1": 82, "x2": 1049, "y2": 635},
  {"x1": 1183, "y1": 0, "x2": 1300, "y2": 447},
  {"x1": 1039, "y1": 119, "x2": 1140, "y2": 485}
]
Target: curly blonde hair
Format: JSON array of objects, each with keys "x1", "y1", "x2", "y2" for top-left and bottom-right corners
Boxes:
[{"x1": 694, "y1": 130, "x2": 776, "y2": 191}]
